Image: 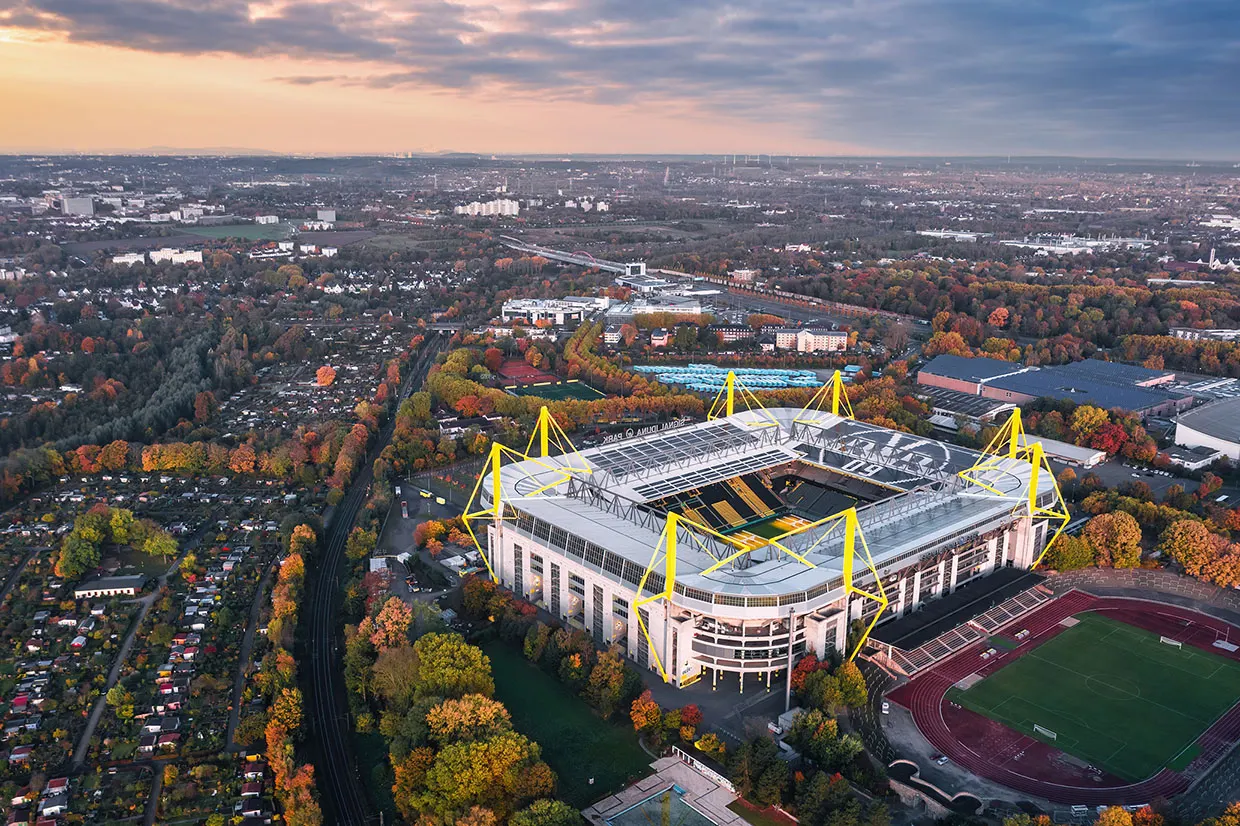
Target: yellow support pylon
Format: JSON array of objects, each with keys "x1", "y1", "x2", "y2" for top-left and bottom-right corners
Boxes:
[
  {"x1": 794, "y1": 370, "x2": 854, "y2": 424},
  {"x1": 462, "y1": 412, "x2": 592, "y2": 582},
  {"x1": 706, "y1": 371, "x2": 779, "y2": 427}
]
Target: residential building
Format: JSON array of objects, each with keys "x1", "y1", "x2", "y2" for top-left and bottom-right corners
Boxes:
[
  {"x1": 704, "y1": 324, "x2": 754, "y2": 343},
  {"x1": 774, "y1": 327, "x2": 848, "y2": 353},
  {"x1": 149, "y1": 248, "x2": 203, "y2": 265},
  {"x1": 453, "y1": 199, "x2": 519, "y2": 217}
]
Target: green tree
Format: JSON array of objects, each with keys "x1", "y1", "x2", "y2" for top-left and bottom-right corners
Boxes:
[
  {"x1": 109, "y1": 508, "x2": 136, "y2": 544},
  {"x1": 413, "y1": 633, "x2": 495, "y2": 699},
  {"x1": 143, "y1": 530, "x2": 179, "y2": 561},
  {"x1": 346, "y1": 527, "x2": 378, "y2": 561},
  {"x1": 1043, "y1": 534, "x2": 1095, "y2": 570},
  {"x1": 55, "y1": 533, "x2": 100, "y2": 578},
  {"x1": 106, "y1": 685, "x2": 135, "y2": 720},
  {"x1": 510, "y1": 799, "x2": 584, "y2": 826}
]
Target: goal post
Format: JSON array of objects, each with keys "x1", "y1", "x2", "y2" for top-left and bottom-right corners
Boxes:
[
  {"x1": 1034, "y1": 724, "x2": 1058, "y2": 741},
  {"x1": 1160, "y1": 636, "x2": 1184, "y2": 649}
]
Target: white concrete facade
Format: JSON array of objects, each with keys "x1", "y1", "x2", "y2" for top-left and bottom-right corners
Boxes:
[{"x1": 487, "y1": 513, "x2": 1036, "y2": 689}]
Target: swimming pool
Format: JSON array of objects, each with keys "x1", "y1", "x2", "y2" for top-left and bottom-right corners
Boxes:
[{"x1": 606, "y1": 785, "x2": 718, "y2": 826}]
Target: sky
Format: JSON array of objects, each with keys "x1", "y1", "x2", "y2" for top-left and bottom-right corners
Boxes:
[{"x1": 0, "y1": 0, "x2": 1236, "y2": 158}]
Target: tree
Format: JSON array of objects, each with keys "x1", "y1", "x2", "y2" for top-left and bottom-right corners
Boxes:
[
  {"x1": 272, "y1": 687, "x2": 304, "y2": 733},
  {"x1": 1096, "y1": 807, "x2": 1134, "y2": 826},
  {"x1": 345, "y1": 527, "x2": 377, "y2": 561},
  {"x1": 510, "y1": 799, "x2": 584, "y2": 826},
  {"x1": 143, "y1": 530, "x2": 178, "y2": 561},
  {"x1": 413, "y1": 633, "x2": 495, "y2": 699},
  {"x1": 227, "y1": 443, "x2": 256, "y2": 474},
  {"x1": 987, "y1": 307, "x2": 1010, "y2": 328},
  {"x1": 1158, "y1": 519, "x2": 1214, "y2": 576},
  {"x1": 1043, "y1": 534, "x2": 1095, "y2": 570},
  {"x1": 109, "y1": 508, "x2": 136, "y2": 544},
  {"x1": 369, "y1": 597, "x2": 414, "y2": 650},
  {"x1": 630, "y1": 690, "x2": 662, "y2": 732},
  {"x1": 484, "y1": 347, "x2": 505, "y2": 372},
  {"x1": 106, "y1": 685, "x2": 135, "y2": 720},
  {"x1": 426, "y1": 694, "x2": 512, "y2": 744},
  {"x1": 316, "y1": 365, "x2": 337, "y2": 386},
  {"x1": 1083, "y1": 511, "x2": 1142, "y2": 568},
  {"x1": 835, "y1": 661, "x2": 867, "y2": 707},
  {"x1": 1070, "y1": 405, "x2": 1109, "y2": 441},
  {"x1": 413, "y1": 731, "x2": 551, "y2": 820},
  {"x1": 583, "y1": 648, "x2": 632, "y2": 719},
  {"x1": 55, "y1": 533, "x2": 100, "y2": 578}
]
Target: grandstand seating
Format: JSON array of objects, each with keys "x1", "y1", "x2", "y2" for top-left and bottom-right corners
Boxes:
[
  {"x1": 646, "y1": 474, "x2": 787, "y2": 534},
  {"x1": 727, "y1": 477, "x2": 775, "y2": 517},
  {"x1": 713, "y1": 500, "x2": 745, "y2": 527}
]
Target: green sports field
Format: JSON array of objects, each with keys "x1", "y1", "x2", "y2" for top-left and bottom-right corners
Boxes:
[
  {"x1": 950, "y1": 613, "x2": 1240, "y2": 781},
  {"x1": 507, "y1": 381, "x2": 607, "y2": 401}
]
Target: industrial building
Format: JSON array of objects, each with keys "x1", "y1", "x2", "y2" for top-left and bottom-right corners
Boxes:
[
  {"x1": 918, "y1": 355, "x2": 1189, "y2": 418},
  {"x1": 464, "y1": 383, "x2": 1068, "y2": 689},
  {"x1": 1175, "y1": 398, "x2": 1240, "y2": 461},
  {"x1": 500, "y1": 296, "x2": 610, "y2": 327}
]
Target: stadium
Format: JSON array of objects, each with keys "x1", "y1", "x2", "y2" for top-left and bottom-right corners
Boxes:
[{"x1": 463, "y1": 373, "x2": 1070, "y2": 690}]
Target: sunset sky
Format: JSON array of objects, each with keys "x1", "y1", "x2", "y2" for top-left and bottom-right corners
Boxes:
[{"x1": 0, "y1": 0, "x2": 1234, "y2": 158}]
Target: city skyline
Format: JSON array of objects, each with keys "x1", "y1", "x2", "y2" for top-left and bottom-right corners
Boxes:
[{"x1": 1, "y1": 0, "x2": 1236, "y2": 159}]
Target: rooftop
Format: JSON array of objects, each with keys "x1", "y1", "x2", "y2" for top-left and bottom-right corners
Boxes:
[
  {"x1": 920, "y1": 354, "x2": 1029, "y2": 383},
  {"x1": 1177, "y1": 397, "x2": 1240, "y2": 443}
]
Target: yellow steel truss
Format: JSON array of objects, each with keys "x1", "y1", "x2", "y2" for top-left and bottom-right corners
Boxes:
[
  {"x1": 956, "y1": 407, "x2": 1071, "y2": 569},
  {"x1": 794, "y1": 370, "x2": 854, "y2": 424},
  {"x1": 633, "y1": 505, "x2": 885, "y2": 682},
  {"x1": 707, "y1": 371, "x2": 779, "y2": 427},
  {"x1": 461, "y1": 406, "x2": 591, "y2": 582}
]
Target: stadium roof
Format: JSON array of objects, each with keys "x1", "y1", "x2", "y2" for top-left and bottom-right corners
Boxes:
[
  {"x1": 484, "y1": 408, "x2": 1054, "y2": 605},
  {"x1": 1176, "y1": 397, "x2": 1240, "y2": 444}
]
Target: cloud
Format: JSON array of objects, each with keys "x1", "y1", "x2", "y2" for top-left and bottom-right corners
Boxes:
[{"x1": 2, "y1": 0, "x2": 1237, "y2": 155}]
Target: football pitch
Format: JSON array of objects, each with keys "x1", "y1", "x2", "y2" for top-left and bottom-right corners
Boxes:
[
  {"x1": 508, "y1": 380, "x2": 606, "y2": 401},
  {"x1": 949, "y1": 613, "x2": 1240, "y2": 781}
]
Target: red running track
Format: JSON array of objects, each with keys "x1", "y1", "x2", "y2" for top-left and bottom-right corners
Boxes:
[{"x1": 887, "y1": 591, "x2": 1240, "y2": 804}]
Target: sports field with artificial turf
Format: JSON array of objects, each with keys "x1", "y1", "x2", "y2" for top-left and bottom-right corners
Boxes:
[{"x1": 949, "y1": 613, "x2": 1240, "y2": 781}]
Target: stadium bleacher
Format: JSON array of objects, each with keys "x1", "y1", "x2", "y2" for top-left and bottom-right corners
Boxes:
[{"x1": 647, "y1": 474, "x2": 786, "y2": 535}]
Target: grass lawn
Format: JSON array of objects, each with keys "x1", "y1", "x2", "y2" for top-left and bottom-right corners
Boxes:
[
  {"x1": 483, "y1": 642, "x2": 650, "y2": 807},
  {"x1": 183, "y1": 224, "x2": 291, "y2": 241},
  {"x1": 727, "y1": 800, "x2": 796, "y2": 826},
  {"x1": 508, "y1": 381, "x2": 607, "y2": 401},
  {"x1": 950, "y1": 613, "x2": 1240, "y2": 781},
  {"x1": 740, "y1": 517, "x2": 789, "y2": 540}
]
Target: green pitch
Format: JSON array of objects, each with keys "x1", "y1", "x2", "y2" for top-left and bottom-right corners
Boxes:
[
  {"x1": 508, "y1": 381, "x2": 607, "y2": 401},
  {"x1": 950, "y1": 613, "x2": 1240, "y2": 781}
]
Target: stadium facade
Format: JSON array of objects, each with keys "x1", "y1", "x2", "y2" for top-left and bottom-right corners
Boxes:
[{"x1": 465, "y1": 377, "x2": 1068, "y2": 689}]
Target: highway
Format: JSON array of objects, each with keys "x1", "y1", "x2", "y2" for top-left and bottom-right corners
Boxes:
[{"x1": 307, "y1": 335, "x2": 446, "y2": 825}]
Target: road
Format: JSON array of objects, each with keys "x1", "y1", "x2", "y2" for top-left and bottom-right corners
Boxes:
[
  {"x1": 72, "y1": 530, "x2": 204, "y2": 769},
  {"x1": 307, "y1": 335, "x2": 446, "y2": 825},
  {"x1": 225, "y1": 559, "x2": 278, "y2": 750}
]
